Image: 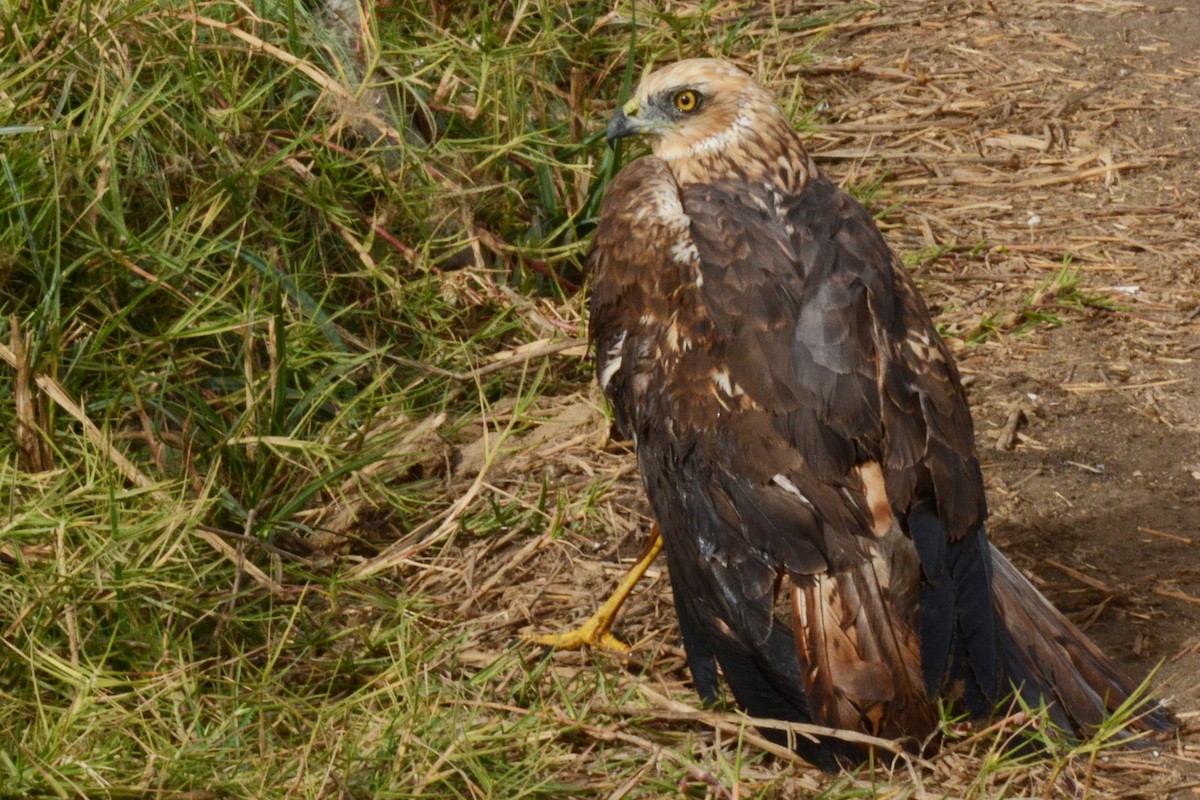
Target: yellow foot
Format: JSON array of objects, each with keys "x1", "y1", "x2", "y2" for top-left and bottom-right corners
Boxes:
[
  {"x1": 523, "y1": 619, "x2": 633, "y2": 654},
  {"x1": 524, "y1": 526, "x2": 664, "y2": 655}
]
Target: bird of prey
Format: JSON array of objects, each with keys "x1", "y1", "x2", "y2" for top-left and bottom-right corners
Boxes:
[{"x1": 535, "y1": 59, "x2": 1171, "y2": 767}]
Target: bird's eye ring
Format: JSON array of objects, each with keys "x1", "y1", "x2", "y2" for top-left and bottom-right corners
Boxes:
[{"x1": 673, "y1": 90, "x2": 700, "y2": 113}]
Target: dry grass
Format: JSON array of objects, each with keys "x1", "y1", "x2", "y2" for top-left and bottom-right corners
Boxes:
[{"x1": 2, "y1": 0, "x2": 1197, "y2": 797}]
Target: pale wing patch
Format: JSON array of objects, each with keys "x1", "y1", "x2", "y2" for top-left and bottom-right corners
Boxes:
[
  {"x1": 598, "y1": 357, "x2": 623, "y2": 390},
  {"x1": 906, "y1": 332, "x2": 946, "y2": 363},
  {"x1": 598, "y1": 331, "x2": 627, "y2": 390},
  {"x1": 670, "y1": 239, "x2": 699, "y2": 266},
  {"x1": 709, "y1": 367, "x2": 745, "y2": 398},
  {"x1": 664, "y1": 318, "x2": 692, "y2": 354},
  {"x1": 790, "y1": 554, "x2": 933, "y2": 737},
  {"x1": 856, "y1": 461, "x2": 895, "y2": 536},
  {"x1": 646, "y1": 182, "x2": 690, "y2": 229},
  {"x1": 794, "y1": 586, "x2": 809, "y2": 626},
  {"x1": 867, "y1": 541, "x2": 891, "y2": 591},
  {"x1": 772, "y1": 473, "x2": 813, "y2": 506},
  {"x1": 791, "y1": 573, "x2": 898, "y2": 734}
]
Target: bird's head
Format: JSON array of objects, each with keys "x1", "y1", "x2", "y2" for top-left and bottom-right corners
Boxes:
[{"x1": 605, "y1": 59, "x2": 791, "y2": 168}]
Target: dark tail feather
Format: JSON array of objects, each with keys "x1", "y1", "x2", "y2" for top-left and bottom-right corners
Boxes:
[
  {"x1": 669, "y1": 571, "x2": 856, "y2": 770},
  {"x1": 719, "y1": 626, "x2": 867, "y2": 770},
  {"x1": 990, "y1": 545, "x2": 1173, "y2": 736},
  {"x1": 912, "y1": 514, "x2": 1000, "y2": 715}
]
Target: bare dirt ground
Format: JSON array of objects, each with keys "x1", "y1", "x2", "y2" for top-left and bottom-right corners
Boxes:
[{"x1": 433, "y1": 0, "x2": 1200, "y2": 791}]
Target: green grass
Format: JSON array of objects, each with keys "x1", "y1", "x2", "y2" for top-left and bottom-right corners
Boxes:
[
  {"x1": 961, "y1": 256, "x2": 1124, "y2": 344},
  {"x1": 0, "y1": 1, "x2": 805, "y2": 796},
  {"x1": 0, "y1": 1, "x2": 1170, "y2": 798}
]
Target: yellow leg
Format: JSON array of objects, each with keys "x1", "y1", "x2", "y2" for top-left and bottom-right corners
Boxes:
[{"x1": 526, "y1": 526, "x2": 664, "y2": 654}]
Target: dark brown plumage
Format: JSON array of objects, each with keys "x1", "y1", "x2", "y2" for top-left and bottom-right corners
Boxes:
[{"x1": 588, "y1": 59, "x2": 1170, "y2": 767}]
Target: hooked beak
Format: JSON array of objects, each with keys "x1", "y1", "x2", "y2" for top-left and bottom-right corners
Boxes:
[{"x1": 605, "y1": 98, "x2": 649, "y2": 148}]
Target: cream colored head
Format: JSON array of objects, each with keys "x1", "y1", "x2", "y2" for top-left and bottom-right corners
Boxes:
[{"x1": 606, "y1": 59, "x2": 789, "y2": 164}]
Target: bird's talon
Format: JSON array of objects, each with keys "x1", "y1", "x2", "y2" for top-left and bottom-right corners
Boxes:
[
  {"x1": 596, "y1": 632, "x2": 634, "y2": 654},
  {"x1": 524, "y1": 529, "x2": 663, "y2": 656},
  {"x1": 522, "y1": 625, "x2": 633, "y2": 654}
]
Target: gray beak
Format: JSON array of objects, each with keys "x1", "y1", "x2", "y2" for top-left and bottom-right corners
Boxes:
[{"x1": 605, "y1": 107, "x2": 637, "y2": 148}]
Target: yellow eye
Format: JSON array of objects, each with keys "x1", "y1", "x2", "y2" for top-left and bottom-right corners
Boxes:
[{"x1": 673, "y1": 90, "x2": 699, "y2": 113}]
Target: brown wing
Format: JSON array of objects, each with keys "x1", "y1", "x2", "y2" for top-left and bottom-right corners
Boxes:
[
  {"x1": 707, "y1": 175, "x2": 999, "y2": 714},
  {"x1": 590, "y1": 158, "x2": 948, "y2": 750},
  {"x1": 677, "y1": 174, "x2": 972, "y2": 738},
  {"x1": 590, "y1": 159, "x2": 859, "y2": 767},
  {"x1": 681, "y1": 175, "x2": 986, "y2": 535},
  {"x1": 588, "y1": 158, "x2": 1169, "y2": 762}
]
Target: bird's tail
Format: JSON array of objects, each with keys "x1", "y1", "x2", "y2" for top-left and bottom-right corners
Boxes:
[
  {"x1": 990, "y1": 545, "x2": 1173, "y2": 736},
  {"x1": 790, "y1": 545, "x2": 939, "y2": 746}
]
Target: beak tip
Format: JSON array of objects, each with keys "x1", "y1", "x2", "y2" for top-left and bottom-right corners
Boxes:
[{"x1": 605, "y1": 106, "x2": 632, "y2": 149}]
